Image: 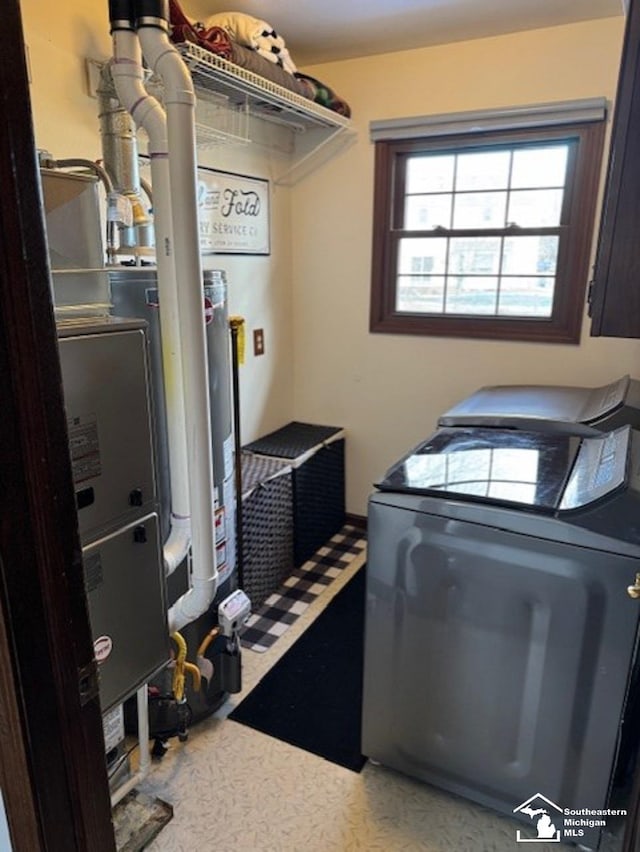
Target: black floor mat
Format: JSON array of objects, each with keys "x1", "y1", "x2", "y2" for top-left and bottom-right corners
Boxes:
[{"x1": 229, "y1": 566, "x2": 367, "y2": 772}]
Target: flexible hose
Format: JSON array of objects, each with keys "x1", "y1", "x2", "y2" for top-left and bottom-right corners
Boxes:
[
  {"x1": 171, "y1": 631, "x2": 203, "y2": 698},
  {"x1": 197, "y1": 626, "x2": 221, "y2": 658},
  {"x1": 183, "y1": 662, "x2": 202, "y2": 692},
  {"x1": 171, "y1": 631, "x2": 187, "y2": 701}
]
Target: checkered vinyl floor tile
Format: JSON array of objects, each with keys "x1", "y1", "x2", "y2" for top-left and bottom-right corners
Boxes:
[{"x1": 239, "y1": 525, "x2": 367, "y2": 653}]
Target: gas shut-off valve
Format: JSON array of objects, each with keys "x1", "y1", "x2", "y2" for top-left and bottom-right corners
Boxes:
[
  {"x1": 218, "y1": 589, "x2": 252, "y2": 637},
  {"x1": 214, "y1": 589, "x2": 252, "y2": 697}
]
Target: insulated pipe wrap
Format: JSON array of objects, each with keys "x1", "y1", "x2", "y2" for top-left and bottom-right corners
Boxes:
[
  {"x1": 97, "y1": 66, "x2": 142, "y2": 196},
  {"x1": 135, "y1": 0, "x2": 169, "y2": 26},
  {"x1": 109, "y1": 0, "x2": 136, "y2": 28}
]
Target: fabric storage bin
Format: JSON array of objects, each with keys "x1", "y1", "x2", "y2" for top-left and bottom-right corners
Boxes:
[
  {"x1": 240, "y1": 453, "x2": 294, "y2": 610},
  {"x1": 243, "y1": 421, "x2": 345, "y2": 567}
]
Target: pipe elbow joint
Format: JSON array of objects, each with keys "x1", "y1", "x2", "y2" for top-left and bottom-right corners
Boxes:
[
  {"x1": 137, "y1": 30, "x2": 195, "y2": 104},
  {"x1": 167, "y1": 576, "x2": 217, "y2": 633},
  {"x1": 168, "y1": 593, "x2": 206, "y2": 635},
  {"x1": 163, "y1": 515, "x2": 191, "y2": 575},
  {"x1": 132, "y1": 99, "x2": 168, "y2": 151}
]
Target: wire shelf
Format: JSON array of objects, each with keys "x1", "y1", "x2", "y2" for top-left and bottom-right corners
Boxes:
[
  {"x1": 93, "y1": 43, "x2": 353, "y2": 183},
  {"x1": 177, "y1": 43, "x2": 351, "y2": 134},
  {"x1": 194, "y1": 88, "x2": 250, "y2": 148}
]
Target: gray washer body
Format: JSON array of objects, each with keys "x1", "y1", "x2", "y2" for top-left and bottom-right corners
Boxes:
[{"x1": 362, "y1": 429, "x2": 640, "y2": 850}]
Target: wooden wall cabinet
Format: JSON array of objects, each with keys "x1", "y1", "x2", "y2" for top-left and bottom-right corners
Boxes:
[{"x1": 589, "y1": 0, "x2": 640, "y2": 338}]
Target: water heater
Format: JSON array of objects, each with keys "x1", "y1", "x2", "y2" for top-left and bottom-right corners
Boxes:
[
  {"x1": 109, "y1": 267, "x2": 236, "y2": 586},
  {"x1": 109, "y1": 268, "x2": 237, "y2": 720}
]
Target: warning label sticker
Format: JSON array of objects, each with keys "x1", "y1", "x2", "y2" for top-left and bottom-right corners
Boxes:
[
  {"x1": 68, "y1": 414, "x2": 101, "y2": 484},
  {"x1": 84, "y1": 551, "x2": 103, "y2": 593}
]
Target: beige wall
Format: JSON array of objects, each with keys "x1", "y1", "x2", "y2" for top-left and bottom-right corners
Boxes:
[
  {"x1": 20, "y1": 3, "x2": 640, "y2": 515},
  {"x1": 20, "y1": 0, "x2": 294, "y2": 445},
  {"x1": 293, "y1": 17, "x2": 640, "y2": 514}
]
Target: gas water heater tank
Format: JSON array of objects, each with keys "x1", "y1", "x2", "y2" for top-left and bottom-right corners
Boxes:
[
  {"x1": 110, "y1": 270, "x2": 238, "y2": 724},
  {"x1": 108, "y1": 268, "x2": 236, "y2": 586}
]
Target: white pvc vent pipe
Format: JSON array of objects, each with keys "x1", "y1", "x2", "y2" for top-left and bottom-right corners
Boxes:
[
  {"x1": 109, "y1": 15, "x2": 218, "y2": 632},
  {"x1": 136, "y1": 21, "x2": 218, "y2": 632},
  {"x1": 110, "y1": 30, "x2": 191, "y2": 576}
]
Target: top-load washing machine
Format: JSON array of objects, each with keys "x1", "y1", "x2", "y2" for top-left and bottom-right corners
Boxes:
[
  {"x1": 362, "y1": 424, "x2": 640, "y2": 849},
  {"x1": 439, "y1": 375, "x2": 640, "y2": 436}
]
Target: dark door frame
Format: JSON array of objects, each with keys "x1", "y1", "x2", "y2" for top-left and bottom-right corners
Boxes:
[
  {"x1": 3, "y1": 1, "x2": 640, "y2": 851},
  {"x1": 0, "y1": 2, "x2": 115, "y2": 849}
]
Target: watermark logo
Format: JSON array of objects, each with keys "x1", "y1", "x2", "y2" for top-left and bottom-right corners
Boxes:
[
  {"x1": 513, "y1": 794, "x2": 563, "y2": 843},
  {"x1": 513, "y1": 793, "x2": 627, "y2": 843}
]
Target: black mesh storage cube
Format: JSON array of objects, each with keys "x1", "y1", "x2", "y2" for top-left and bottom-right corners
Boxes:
[
  {"x1": 240, "y1": 453, "x2": 294, "y2": 610},
  {"x1": 243, "y1": 421, "x2": 346, "y2": 567}
]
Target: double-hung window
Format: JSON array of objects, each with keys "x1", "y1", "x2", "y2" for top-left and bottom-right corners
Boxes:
[{"x1": 369, "y1": 100, "x2": 606, "y2": 343}]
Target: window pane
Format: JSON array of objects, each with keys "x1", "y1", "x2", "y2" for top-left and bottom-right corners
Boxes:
[
  {"x1": 488, "y1": 481, "x2": 537, "y2": 503},
  {"x1": 396, "y1": 275, "x2": 445, "y2": 312},
  {"x1": 453, "y1": 191, "x2": 507, "y2": 228},
  {"x1": 371, "y1": 120, "x2": 604, "y2": 343},
  {"x1": 491, "y1": 447, "x2": 539, "y2": 481},
  {"x1": 405, "y1": 194, "x2": 452, "y2": 229},
  {"x1": 449, "y1": 237, "x2": 501, "y2": 275},
  {"x1": 511, "y1": 145, "x2": 568, "y2": 188},
  {"x1": 406, "y1": 155, "x2": 454, "y2": 193},
  {"x1": 502, "y1": 235, "x2": 558, "y2": 275},
  {"x1": 448, "y1": 449, "x2": 490, "y2": 485},
  {"x1": 497, "y1": 277, "x2": 554, "y2": 317},
  {"x1": 398, "y1": 237, "x2": 448, "y2": 274},
  {"x1": 456, "y1": 150, "x2": 510, "y2": 190},
  {"x1": 507, "y1": 189, "x2": 564, "y2": 227},
  {"x1": 445, "y1": 276, "x2": 498, "y2": 314}
]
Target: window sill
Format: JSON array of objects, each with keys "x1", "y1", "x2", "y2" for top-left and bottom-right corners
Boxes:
[{"x1": 369, "y1": 312, "x2": 582, "y2": 344}]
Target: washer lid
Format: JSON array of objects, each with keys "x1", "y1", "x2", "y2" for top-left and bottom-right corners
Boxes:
[
  {"x1": 377, "y1": 427, "x2": 581, "y2": 512},
  {"x1": 438, "y1": 376, "x2": 630, "y2": 432}
]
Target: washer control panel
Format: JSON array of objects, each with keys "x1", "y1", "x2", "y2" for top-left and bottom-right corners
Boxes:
[{"x1": 559, "y1": 425, "x2": 630, "y2": 511}]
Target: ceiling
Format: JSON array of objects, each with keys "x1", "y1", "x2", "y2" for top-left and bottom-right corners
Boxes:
[{"x1": 184, "y1": 0, "x2": 625, "y2": 65}]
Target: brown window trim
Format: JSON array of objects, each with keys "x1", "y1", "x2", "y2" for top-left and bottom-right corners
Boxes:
[{"x1": 369, "y1": 122, "x2": 605, "y2": 344}]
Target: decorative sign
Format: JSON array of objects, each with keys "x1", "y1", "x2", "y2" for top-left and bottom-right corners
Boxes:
[{"x1": 197, "y1": 168, "x2": 270, "y2": 255}]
